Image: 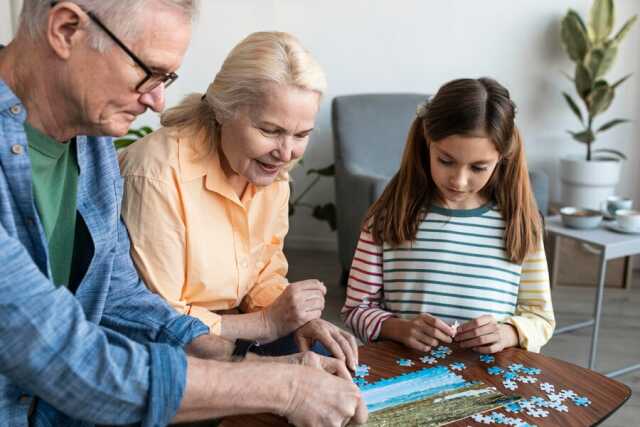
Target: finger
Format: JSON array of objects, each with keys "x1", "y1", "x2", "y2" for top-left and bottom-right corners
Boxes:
[
  {"x1": 457, "y1": 315, "x2": 493, "y2": 333},
  {"x1": 291, "y1": 280, "x2": 327, "y2": 294},
  {"x1": 343, "y1": 330, "x2": 359, "y2": 368},
  {"x1": 420, "y1": 314, "x2": 455, "y2": 337},
  {"x1": 418, "y1": 321, "x2": 453, "y2": 344},
  {"x1": 318, "y1": 332, "x2": 347, "y2": 363},
  {"x1": 326, "y1": 357, "x2": 352, "y2": 380},
  {"x1": 352, "y1": 395, "x2": 369, "y2": 425},
  {"x1": 455, "y1": 322, "x2": 498, "y2": 342},
  {"x1": 295, "y1": 332, "x2": 311, "y2": 352},
  {"x1": 412, "y1": 329, "x2": 439, "y2": 349},
  {"x1": 473, "y1": 343, "x2": 501, "y2": 354},
  {"x1": 407, "y1": 337, "x2": 432, "y2": 353},
  {"x1": 333, "y1": 330, "x2": 358, "y2": 371},
  {"x1": 458, "y1": 332, "x2": 499, "y2": 349}
]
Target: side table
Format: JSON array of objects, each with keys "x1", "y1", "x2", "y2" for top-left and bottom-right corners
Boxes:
[{"x1": 545, "y1": 215, "x2": 640, "y2": 377}]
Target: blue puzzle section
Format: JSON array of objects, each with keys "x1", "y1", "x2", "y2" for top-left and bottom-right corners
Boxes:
[{"x1": 358, "y1": 366, "x2": 469, "y2": 413}]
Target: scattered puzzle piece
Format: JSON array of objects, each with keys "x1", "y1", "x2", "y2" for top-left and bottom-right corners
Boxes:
[
  {"x1": 518, "y1": 375, "x2": 538, "y2": 384},
  {"x1": 540, "y1": 382, "x2": 555, "y2": 393},
  {"x1": 352, "y1": 377, "x2": 368, "y2": 387},
  {"x1": 488, "y1": 366, "x2": 504, "y2": 375},
  {"x1": 503, "y1": 372, "x2": 517, "y2": 381},
  {"x1": 471, "y1": 413, "x2": 494, "y2": 424},
  {"x1": 503, "y1": 379, "x2": 518, "y2": 391},
  {"x1": 354, "y1": 364, "x2": 370, "y2": 378},
  {"x1": 526, "y1": 408, "x2": 549, "y2": 418},
  {"x1": 419, "y1": 355, "x2": 438, "y2": 365},
  {"x1": 479, "y1": 354, "x2": 495, "y2": 363},
  {"x1": 504, "y1": 402, "x2": 522, "y2": 413},
  {"x1": 508, "y1": 363, "x2": 524, "y2": 372},
  {"x1": 572, "y1": 396, "x2": 591, "y2": 407},
  {"x1": 522, "y1": 367, "x2": 541, "y2": 375},
  {"x1": 450, "y1": 362, "x2": 466, "y2": 371},
  {"x1": 396, "y1": 358, "x2": 414, "y2": 367}
]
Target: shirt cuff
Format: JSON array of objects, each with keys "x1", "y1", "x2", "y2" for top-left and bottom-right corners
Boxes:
[
  {"x1": 189, "y1": 305, "x2": 223, "y2": 335},
  {"x1": 157, "y1": 314, "x2": 210, "y2": 347},
  {"x1": 143, "y1": 343, "x2": 188, "y2": 427},
  {"x1": 502, "y1": 317, "x2": 540, "y2": 353},
  {"x1": 240, "y1": 281, "x2": 288, "y2": 313}
]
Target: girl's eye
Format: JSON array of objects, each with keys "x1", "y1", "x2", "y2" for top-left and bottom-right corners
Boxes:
[
  {"x1": 471, "y1": 165, "x2": 488, "y2": 172},
  {"x1": 438, "y1": 158, "x2": 453, "y2": 166}
]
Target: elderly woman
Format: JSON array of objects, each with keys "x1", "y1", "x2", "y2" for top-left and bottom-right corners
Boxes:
[{"x1": 119, "y1": 31, "x2": 357, "y2": 367}]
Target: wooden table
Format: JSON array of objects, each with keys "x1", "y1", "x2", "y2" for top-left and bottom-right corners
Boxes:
[{"x1": 221, "y1": 341, "x2": 631, "y2": 427}]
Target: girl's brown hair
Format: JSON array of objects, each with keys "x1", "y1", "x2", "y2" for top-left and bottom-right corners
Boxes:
[{"x1": 365, "y1": 77, "x2": 542, "y2": 264}]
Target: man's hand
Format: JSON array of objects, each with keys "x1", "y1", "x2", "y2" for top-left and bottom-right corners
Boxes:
[
  {"x1": 380, "y1": 314, "x2": 455, "y2": 352},
  {"x1": 283, "y1": 365, "x2": 368, "y2": 427},
  {"x1": 454, "y1": 315, "x2": 519, "y2": 353},
  {"x1": 294, "y1": 319, "x2": 359, "y2": 371},
  {"x1": 264, "y1": 280, "x2": 326, "y2": 338}
]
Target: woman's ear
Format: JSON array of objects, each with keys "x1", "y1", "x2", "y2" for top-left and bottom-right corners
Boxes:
[{"x1": 47, "y1": 2, "x2": 91, "y2": 60}]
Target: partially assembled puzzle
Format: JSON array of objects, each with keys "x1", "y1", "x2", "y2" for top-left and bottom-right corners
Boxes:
[{"x1": 353, "y1": 345, "x2": 593, "y2": 427}]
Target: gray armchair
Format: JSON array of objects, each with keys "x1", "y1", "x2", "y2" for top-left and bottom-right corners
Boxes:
[{"x1": 331, "y1": 93, "x2": 549, "y2": 286}]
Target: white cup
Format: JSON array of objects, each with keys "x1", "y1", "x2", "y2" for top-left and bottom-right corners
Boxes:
[
  {"x1": 601, "y1": 196, "x2": 633, "y2": 217},
  {"x1": 614, "y1": 209, "x2": 640, "y2": 231}
]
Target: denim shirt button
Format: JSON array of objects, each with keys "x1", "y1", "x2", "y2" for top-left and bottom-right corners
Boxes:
[
  {"x1": 10, "y1": 104, "x2": 22, "y2": 115},
  {"x1": 11, "y1": 144, "x2": 24, "y2": 155},
  {"x1": 18, "y1": 394, "x2": 30, "y2": 403}
]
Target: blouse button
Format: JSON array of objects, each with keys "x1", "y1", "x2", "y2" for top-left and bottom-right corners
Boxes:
[
  {"x1": 11, "y1": 144, "x2": 24, "y2": 155},
  {"x1": 240, "y1": 259, "x2": 249, "y2": 269}
]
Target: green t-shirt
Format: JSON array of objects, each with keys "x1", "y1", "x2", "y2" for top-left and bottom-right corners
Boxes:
[{"x1": 25, "y1": 123, "x2": 79, "y2": 287}]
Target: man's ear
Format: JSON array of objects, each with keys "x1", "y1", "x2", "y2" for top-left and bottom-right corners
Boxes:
[{"x1": 47, "y1": 2, "x2": 91, "y2": 60}]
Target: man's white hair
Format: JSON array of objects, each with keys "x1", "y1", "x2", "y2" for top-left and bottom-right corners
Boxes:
[{"x1": 19, "y1": 0, "x2": 198, "y2": 51}]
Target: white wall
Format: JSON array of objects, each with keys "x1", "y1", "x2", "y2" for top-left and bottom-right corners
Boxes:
[
  {"x1": 131, "y1": 0, "x2": 639, "y2": 251},
  {"x1": 3, "y1": 1, "x2": 639, "y2": 251}
]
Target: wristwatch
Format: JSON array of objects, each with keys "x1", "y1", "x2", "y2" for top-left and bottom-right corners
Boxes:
[{"x1": 232, "y1": 339, "x2": 257, "y2": 360}]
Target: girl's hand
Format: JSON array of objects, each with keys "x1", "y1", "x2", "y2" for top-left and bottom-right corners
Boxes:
[
  {"x1": 381, "y1": 314, "x2": 455, "y2": 352},
  {"x1": 454, "y1": 315, "x2": 519, "y2": 353}
]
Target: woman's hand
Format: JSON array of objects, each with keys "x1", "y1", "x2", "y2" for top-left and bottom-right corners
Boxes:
[
  {"x1": 264, "y1": 280, "x2": 326, "y2": 339},
  {"x1": 293, "y1": 319, "x2": 359, "y2": 371},
  {"x1": 454, "y1": 315, "x2": 519, "y2": 353},
  {"x1": 380, "y1": 314, "x2": 455, "y2": 352}
]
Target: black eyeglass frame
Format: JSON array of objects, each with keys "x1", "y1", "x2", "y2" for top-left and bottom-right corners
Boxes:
[{"x1": 50, "y1": 1, "x2": 178, "y2": 93}]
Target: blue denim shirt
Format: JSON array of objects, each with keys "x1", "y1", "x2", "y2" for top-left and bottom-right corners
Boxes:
[{"x1": 0, "y1": 79, "x2": 209, "y2": 426}]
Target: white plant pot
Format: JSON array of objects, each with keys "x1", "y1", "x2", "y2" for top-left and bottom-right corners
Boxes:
[{"x1": 559, "y1": 155, "x2": 623, "y2": 210}]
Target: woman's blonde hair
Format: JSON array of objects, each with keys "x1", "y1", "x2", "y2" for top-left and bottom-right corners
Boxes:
[
  {"x1": 161, "y1": 31, "x2": 327, "y2": 161},
  {"x1": 365, "y1": 78, "x2": 542, "y2": 264}
]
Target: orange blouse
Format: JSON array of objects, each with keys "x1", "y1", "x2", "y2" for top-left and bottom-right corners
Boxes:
[{"x1": 119, "y1": 127, "x2": 289, "y2": 335}]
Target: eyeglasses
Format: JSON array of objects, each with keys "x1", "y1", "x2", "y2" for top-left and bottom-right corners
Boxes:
[{"x1": 50, "y1": 1, "x2": 178, "y2": 93}]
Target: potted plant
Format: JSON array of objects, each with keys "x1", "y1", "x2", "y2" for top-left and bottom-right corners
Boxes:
[{"x1": 559, "y1": 0, "x2": 637, "y2": 209}]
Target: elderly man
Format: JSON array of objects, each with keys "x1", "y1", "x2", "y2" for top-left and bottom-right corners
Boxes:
[{"x1": 0, "y1": 1, "x2": 367, "y2": 426}]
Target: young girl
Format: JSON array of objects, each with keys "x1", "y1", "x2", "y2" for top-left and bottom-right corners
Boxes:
[{"x1": 341, "y1": 78, "x2": 555, "y2": 354}]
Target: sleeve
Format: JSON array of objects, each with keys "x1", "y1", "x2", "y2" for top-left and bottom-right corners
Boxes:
[
  {"x1": 240, "y1": 182, "x2": 289, "y2": 313},
  {"x1": 502, "y1": 244, "x2": 556, "y2": 352},
  {"x1": 340, "y1": 230, "x2": 394, "y2": 343},
  {"x1": 103, "y1": 174, "x2": 215, "y2": 339},
  {"x1": 0, "y1": 224, "x2": 187, "y2": 426}
]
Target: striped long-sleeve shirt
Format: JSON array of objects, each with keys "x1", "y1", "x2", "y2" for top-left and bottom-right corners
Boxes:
[{"x1": 341, "y1": 204, "x2": 555, "y2": 352}]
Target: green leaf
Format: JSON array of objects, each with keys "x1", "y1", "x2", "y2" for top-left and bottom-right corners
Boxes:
[
  {"x1": 140, "y1": 126, "x2": 153, "y2": 135},
  {"x1": 586, "y1": 46, "x2": 617, "y2": 78},
  {"x1": 127, "y1": 129, "x2": 146, "y2": 138},
  {"x1": 113, "y1": 138, "x2": 137, "y2": 150},
  {"x1": 612, "y1": 73, "x2": 632, "y2": 89},
  {"x1": 561, "y1": 10, "x2": 591, "y2": 61},
  {"x1": 612, "y1": 15, "x2": 638, "y2": 44},
  {"x1": 312, "y1": 203, "x2": 337, "y2": 230},
  {"x1": 587, "y1": 83, "x2": 614, "y2": 117},
  {"x1": 307, "y1": 164, "x2": 335, "y2": 176},
  {"x1": 563, "y1": 92, "x2": 584, "y2": 124},
  {"x1": 596, "y1": 118, "x2": 630, "y2": 132},
  {"x1": 575, "y1": 62, "x2": 592, "y2": 98},
  {"x1": 592, "y1": 148, "x2": 627, "y2": 160},
  {"x1": 568, "y1": 129, "x2": 596, "y2": 144},
  {"x1": 589, "y1": 0, "x2": 615, "y2": 44}
]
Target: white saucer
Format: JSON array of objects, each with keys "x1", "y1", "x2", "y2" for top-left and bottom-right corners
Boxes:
[{"x1": 605, "y1": 222, "x2": 640, "y2": 235}]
